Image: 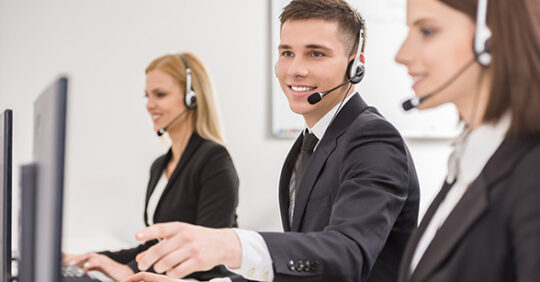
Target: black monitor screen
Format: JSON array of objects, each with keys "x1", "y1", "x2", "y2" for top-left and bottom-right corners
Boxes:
[
  {"x1": 32, "y1": 78, "x2": 68, "y2": 282},
  {"x1": 1, "y1": 109, "x2": 13, "y2": 282}
]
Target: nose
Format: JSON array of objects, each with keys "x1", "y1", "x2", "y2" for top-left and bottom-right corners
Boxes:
[
  {"x1": 284, "y1": 57, "x2": 309, "y2": 78},
  {"x1": 146, "y1": 96, "x2": 156, "y2": 112},
  {"x1": 395, "y1": 34, "x2": 413, "y2": 67}
]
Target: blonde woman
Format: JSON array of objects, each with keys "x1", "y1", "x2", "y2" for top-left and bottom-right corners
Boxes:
[{"x1": 64, "y1": 53, "x2": 239, "y2": 281}]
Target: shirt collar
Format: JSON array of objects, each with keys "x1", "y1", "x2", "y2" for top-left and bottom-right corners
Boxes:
[
  {"x1": 446, "y1": 112, "x2": 511, "y2": 185},
  {"x1": 306, "y1": 92, "x2": 357, "y2": 141}
]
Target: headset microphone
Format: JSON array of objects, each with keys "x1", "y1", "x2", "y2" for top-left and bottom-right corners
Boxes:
[
  {"x1": 308, "y1": 78, "x2": 354, "y2": 105},
  {"x1": 307, "y1": 12, "x2": 367, "y2": 105},
  {"x1": 156, "y1": 109, "x2": 189, "y2": 137},
  {"x1": 401, "y1": 58, "x2": 476, "y2": 111},
  {"x1": 402, "y1": 0, "x2": 491, "y2": 111}
]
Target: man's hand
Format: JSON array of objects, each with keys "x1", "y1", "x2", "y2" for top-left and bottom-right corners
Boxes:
[
  {"x1": 70, "y1": 252, "x2": 135, "y2": 281},
  {"x1": 134, "y1": 222, "x2": 242, "y2": 278},
  {"x1": 122, "y1": 272, "x2": 189, "y2": 282}
]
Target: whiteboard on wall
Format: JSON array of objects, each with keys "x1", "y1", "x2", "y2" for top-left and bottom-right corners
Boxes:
[{"x1": 271, "y1": 0, "x2": 462, "y2": 139}]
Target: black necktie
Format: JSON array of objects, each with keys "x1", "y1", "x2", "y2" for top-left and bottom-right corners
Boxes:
[{"x1": 289, "y1": 131, "x2": 319, "y2": 225}]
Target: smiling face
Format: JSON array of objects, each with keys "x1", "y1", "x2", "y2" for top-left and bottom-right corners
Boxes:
[
  {"x1": 395, "y1": 0, "x2": 485, "y2": 112},
  {"x1": 277, "y1": 19, "x2": 354, "y2": 127},
  {"x1": 145, "y1": 69, "x2": 187, "y2": 132}
]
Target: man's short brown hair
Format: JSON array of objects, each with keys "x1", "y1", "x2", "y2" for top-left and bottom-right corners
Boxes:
[{"x1": 280, "y1": 0, "x2": 366, "y2": 56}]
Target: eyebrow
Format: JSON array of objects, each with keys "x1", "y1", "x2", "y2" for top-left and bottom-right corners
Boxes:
[
  {"x1": 145, "y1": 87, "x2": 166, "y2": 95},
  {"x1": 411, "y1": 18, "x2": 438, "y2": 27},
  {"x1": 278, "y1": 44, "x2": 332, "y2": 52}
]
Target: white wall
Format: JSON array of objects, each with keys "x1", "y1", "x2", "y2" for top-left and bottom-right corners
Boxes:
[{"x1": 0, "y1": 0, "x2": 451, "y2": 254}]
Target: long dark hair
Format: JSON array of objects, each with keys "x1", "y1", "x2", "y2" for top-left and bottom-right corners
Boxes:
[{"x1": 440, "y1": 0, "x2": 540, "y2": 136}]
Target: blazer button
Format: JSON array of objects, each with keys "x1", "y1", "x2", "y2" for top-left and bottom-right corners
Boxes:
[
  {"x1": 304, "y1": 260, "x2": 312, "y2": 272},
  {"x1": 288, "y1": 260, "x2": 295, "y2": 271},
  {"x1": 295, "y1": 260, "x2": 305, "y2": 271},
  {"x1": 311, "y1": 261, "x2": 319, "y2": 271}
]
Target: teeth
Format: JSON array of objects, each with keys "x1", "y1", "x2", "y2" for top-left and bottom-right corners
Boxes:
[
  {"x1": 291, "y1": 86, "x2": 316, "y2": 92},
  {"x1": 152, "y1": 114, "x2": 161, "y2": 120},
  {"x1": 412, "y1": 76, "x2": 424, "y2": 83}
]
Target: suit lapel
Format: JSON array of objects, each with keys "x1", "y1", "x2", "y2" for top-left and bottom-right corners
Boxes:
[
  {"x1": 409, "y1": 136, "x2": 539, "y2": 282},
  {"x1": 279, "y1": 135, "x2": 303, "y2": 231},
  {"x1": 410, "y1": 176, "x2": 489, "y2": 282},
  {"x1": 290, "y1": 94, "x2": 368, "y2": 231},
  {"x1": 148, "y1": 133, "x2": 203, "y2": 223},
  {"x1": 398, "y1": 181, "x2": 454, "y2": 281},
  {"x1": 144, "y1": 152, "x2": 170, "y2": 225}
]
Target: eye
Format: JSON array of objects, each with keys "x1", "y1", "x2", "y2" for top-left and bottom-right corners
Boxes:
[
  {"x1": 156, "y1": 92, "x2": 167, "y2": 98},
  {"x1": 420, "y1": 27, "x2": 437, "y2": 38},
  {"x1": 281, "y1": 51, "x2": 294, "y2": 57},
  {"x1": 311, "y1": 51, "x2": 325, "y2": 57}
]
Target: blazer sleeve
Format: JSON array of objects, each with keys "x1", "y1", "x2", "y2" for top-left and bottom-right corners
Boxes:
[
  {"x1": 196, "y1": 145, "x2": 240, "y2": 228},
  {"x1": 99, "y1": 240, "x2": 158, "y2": 272},
  {"x1": 509, "y1": 150, "x2": 540, "y2": 281},
  {"x1": 261, "y1": 118, "x2": 411, "y2": 281}
]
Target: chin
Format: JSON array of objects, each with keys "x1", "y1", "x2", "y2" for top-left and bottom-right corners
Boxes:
[{"x1": 288, "y1": 100, "x2": 312, "y2": 116}]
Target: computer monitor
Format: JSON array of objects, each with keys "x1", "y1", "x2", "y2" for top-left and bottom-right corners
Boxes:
[
  {"x1": 1, "y1": 109, "x2": 13, "y2": 282},
  {"x1": 23, "y1": 77, "x2": 68, "y2": 282}
]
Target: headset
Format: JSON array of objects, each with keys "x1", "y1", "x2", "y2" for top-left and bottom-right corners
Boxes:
[
  {"x1": 179, "y1": 54, "x2": 197, "y2": 109},
  {"x1": 402, "y1": 0, "x2": 492, "y2": 111},
  {"x1": 273, "y1": 8, "x2": 367, "y2": 91},
  {"x1": 347, "y1": 11, "x2": 367, "y2": 84},
  {"x1": 156, "y1": 54, "x2": 197, "y2": 136},
  {"x1": 474, "y1": 0, "x2": 492, "y2": 67}
]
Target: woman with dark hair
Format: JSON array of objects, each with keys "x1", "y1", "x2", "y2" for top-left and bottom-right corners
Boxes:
[{"x1": 395, "y1": 0, "x2": 540, "y2": 281}]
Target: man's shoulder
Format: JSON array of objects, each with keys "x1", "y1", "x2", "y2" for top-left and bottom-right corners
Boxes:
[{"x1": 346, "y1": 106, "x2": 402, "y2": 139}]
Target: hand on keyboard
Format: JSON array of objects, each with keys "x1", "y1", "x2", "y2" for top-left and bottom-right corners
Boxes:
[
  {"x1": 122, "y1": 272, "x2": 194, "y2": 282},
  {"x1": 66, "y1": 252, "x2": 134, "y2": 281}
]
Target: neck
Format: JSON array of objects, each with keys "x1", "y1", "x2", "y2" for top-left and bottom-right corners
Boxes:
[
  {"x1": 167, "y1": 115, "x2": 194, "y2": 162},
  {"x1": 456, "y1": 70, "x2": 492, "y2": 131},
  {"x1": 304, "y1": 85, "x2": 353, "y2": 128}
]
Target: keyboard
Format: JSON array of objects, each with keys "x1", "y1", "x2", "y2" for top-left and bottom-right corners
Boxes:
[{"x1": 62, "y1": 265, "x2": 113, "y2": 282}]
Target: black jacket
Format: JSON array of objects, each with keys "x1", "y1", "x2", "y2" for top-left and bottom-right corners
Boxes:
[
  {"x1": 260, "y1": 94, "x2": 420, "y2": 281},
  {"x1": 101, "y1": 133, "x2": 239, "y2": 280},
  {"x1": 399, "y1": 136, "x2": 540, "y2": 282}
]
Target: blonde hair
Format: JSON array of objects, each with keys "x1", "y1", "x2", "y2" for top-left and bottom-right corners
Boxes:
[{"x1": 145, "y1": 52, "x2": 225, "y2": 145}]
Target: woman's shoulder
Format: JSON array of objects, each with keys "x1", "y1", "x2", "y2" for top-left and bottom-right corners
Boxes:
[{"x1": 195, "y1": 134, "x2": 230, "y2": 156}]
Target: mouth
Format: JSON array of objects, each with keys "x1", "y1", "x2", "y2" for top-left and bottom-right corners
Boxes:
[
  {"x1": 150, "y1": 113, "x2": 163, "y2": 122},
  {"x1": 410, "y1": 73, "x2": 427, "y2": 90},
  {"x1": 288, "y1": 84, "x2": 317, "y2": 97}
]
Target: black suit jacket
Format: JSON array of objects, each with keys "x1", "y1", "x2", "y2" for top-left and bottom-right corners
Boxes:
[
  {"x1": 101, "y1": 133, "x2": 240, "y2": 280},
  {"x1": 260, "y1": 94, "x2": 420, "y2": 282},
  {"x1": 399, "y1": 136, "x2": 540, "y2": 282}
]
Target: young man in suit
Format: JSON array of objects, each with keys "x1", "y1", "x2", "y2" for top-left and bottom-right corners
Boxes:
[{"x1": 124, "y1": 0, "x2": 420, "y2": 281}]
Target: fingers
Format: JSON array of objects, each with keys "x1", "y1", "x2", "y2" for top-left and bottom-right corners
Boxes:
[
  {"x1": 165, "y1": 258, "x2": 200, "y2": 279},
  {"x1": 62, "y1": 253, "x2": 77, "y2": 265},
  {"x1": 137, "y1": 232, "x2": 186, "y2": 271},
  {"x1": 71, "y1": 252, "x2": 94, "y2": 267},
  {"x1": 152, "y1": 246, "x2": 191, "y2": 274},
  {"x1": 135, "y1": 222, "x2": 187, "y2": 243},
  {"x1": 135, "y1": 250, "x2": 147, "y2": 264},
  {"x1": 80, "y1": 254, "x2": 103, "y2": 272},
  {"x1": 122, "y1": 272, "x2": 174, "y2": 282}
]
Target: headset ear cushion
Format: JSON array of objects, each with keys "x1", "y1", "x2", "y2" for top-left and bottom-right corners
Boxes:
[
  {"x1": 346, "y1": 60, "x2": 355, "y2": 80},
  {"x1": 346, "y1": 59, "x2": 366, "y2": 84},
  {"x1": 185, "y1": 90, "x2": 197, "y2": 108},
  {"x1": 350, "y1": 63, "x2": 366, "y2": 84}
]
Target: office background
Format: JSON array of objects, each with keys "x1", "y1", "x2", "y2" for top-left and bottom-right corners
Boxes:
[{"x1": 0, "y1": 0, "x2": 452, "y2": 253}]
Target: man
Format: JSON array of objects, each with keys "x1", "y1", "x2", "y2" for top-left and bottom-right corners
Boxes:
[{"x1": 124, "y1": 0, "x2": 419, "y2": 281}]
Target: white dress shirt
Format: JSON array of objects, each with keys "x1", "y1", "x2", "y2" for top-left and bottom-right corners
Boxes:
[
  {"x1": 146, "y1": 172, "x2": 168, "y2": 225},
  {"x1": 410, "y1": 113, "x2": 511, "y2": 273},
  {"x1": 230, "y1": 93, "x2": 357, "y2": 281}
]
